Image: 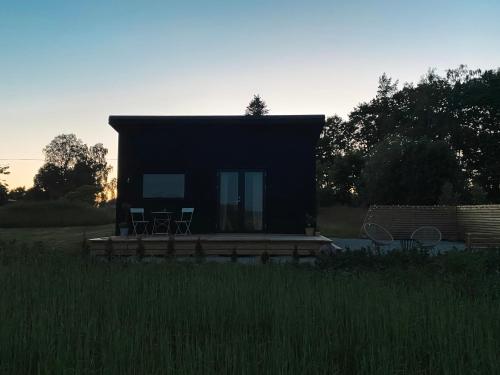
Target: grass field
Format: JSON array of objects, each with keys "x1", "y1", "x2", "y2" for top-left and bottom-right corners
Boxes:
[
  {"x1": 0, "y1": 200, "x2": 115, "y2": 228},
  {"x1": 318, "y1": 205, "x2": 368, "y2": 237},
  {"x1": 0, "y1": 224, "x2": 114, "y2": 253},
  {"x1": 0, "y1": 238, "x2": 499, "y2": 374}
]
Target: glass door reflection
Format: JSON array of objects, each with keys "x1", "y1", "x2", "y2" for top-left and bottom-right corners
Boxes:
[{"x1": 219, "y1": 172, "x2": 240, "y2": 232}]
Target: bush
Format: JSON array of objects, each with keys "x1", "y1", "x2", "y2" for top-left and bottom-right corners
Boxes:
[
  {"x1": 231, "y1": 248, "x2": 238, "y2": 263},
  {"x1": 105, "y1": 238, "x2": 114, "y2": 260},
  {"x1": 136, "y1": 237, "x2": 145, "y2": 259},
  {"x1": 194, "y1": 238, "x2": 205, "y2": 262},
  {"x1": 0, "y1": 200, "x2": 114, "y2": 227},
  {"x1": 316, "y1": 247, "x2": 500, "y2": 278},
  {"x1": 166, "y1": 235, "x2": 175, "y2": 258}
]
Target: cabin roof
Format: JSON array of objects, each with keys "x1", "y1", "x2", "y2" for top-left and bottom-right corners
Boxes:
[{"x1": 109, "y1": 115, "x2": 325, "y2": 132}]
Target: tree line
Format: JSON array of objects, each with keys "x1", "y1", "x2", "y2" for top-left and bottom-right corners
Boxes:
[
  {"x1": 317, "y1": 65, "x2": 500, "y2": 206},
  {"x1": 0, "y1": 134, "x2": 116, "y2": 205}
]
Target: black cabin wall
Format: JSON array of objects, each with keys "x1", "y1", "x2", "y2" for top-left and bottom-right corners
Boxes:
[{"x1": 114, "y1": 116, "x2": 322, "y2": 234}]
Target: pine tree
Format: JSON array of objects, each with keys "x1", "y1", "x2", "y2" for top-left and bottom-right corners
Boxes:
[{"x1": 245, "y1": 95, "x2": 269, "y2": 116}]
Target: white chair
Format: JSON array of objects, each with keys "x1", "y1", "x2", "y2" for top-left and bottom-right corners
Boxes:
[
  {"x1": 130, "y1": 208, "x2": 149, "y2": 236},
  {"x1": 411, "y1": 226, "x2": 442, "y2": 249},
  {"x1": 175, "y1": 208, "x2": 194, "y2": 235},
  {"x1": 362, "y1": 222, "x2": 394, "y2": 247}
]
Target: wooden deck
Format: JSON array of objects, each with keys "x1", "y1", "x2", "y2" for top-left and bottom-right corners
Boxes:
[{"x1": 89, "y1": 233, "x2": 336, "y2": 257}]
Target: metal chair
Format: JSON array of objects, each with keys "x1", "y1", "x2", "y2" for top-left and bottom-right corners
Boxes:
[
  {"x1": 130, "y1": 208, "x2": 149, "y2": 236},
  {"x1": 175, "y1": 208, "x2": 194, "y2": 235},
  {"x1": 362, "y1": 222, "x2": 394, "y2": 247},
  {"x1": 411, "y1": 226, "x2": 442, "y2": 249},
  {"x1": 151, "y1": 210, "x2": 172, "y2": 235}
]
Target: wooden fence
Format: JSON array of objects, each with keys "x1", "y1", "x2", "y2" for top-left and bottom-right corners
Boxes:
[{"x1": 362, "y1": 205, "x2": 500, "y2": 243}]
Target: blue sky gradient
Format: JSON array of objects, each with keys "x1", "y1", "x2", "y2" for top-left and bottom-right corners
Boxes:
[{"x1": 1, "y1": 0, "x2": 499, "y2": 187}]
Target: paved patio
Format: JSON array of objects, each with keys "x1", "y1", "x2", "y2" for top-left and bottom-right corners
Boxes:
[{"x1": 330, "y1": 237, "x2": 466, "y2": 253}]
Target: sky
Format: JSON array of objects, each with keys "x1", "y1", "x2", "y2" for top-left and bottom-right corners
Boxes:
[{"x1": 1, "y1": 0, "x2": 499, "y2": 188}]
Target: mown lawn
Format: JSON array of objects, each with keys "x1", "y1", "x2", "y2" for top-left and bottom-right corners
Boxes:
[
  {"x1": 318, "y1": 205, "x2": 368, "y2": 238},
  {"x1": 0, "y1": 239, "x2": 499, "y2": 374}
]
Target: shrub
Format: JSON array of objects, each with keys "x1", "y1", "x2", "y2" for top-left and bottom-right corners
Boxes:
[
  {"x1": 166, "y1": 235, "x2": 175, "y2": 258},
  {"x1": 292, "y1": 245, "x2": 300, "y2": 264},
  {"x1": 136, "y1": 237, "x2": 145, "y2": 259},
  {"x1": 194, "y1": 238, "x2": 205, "y2": 262},
  {"x1": 81, "y1": 231, "x2": 90, "y2": 256},
  {"x1": 105, "y1": 238, "x2": 114, "y2": 261},
  {"x1": 231, "y1": 248, "x2": 238, "y2": 263}
]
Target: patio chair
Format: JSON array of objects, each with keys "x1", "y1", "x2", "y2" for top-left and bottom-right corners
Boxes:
[
  {"x1": 362, "y1": 222, "x2": 394, "y2": 247},
  {"x1": 411, "y1": 226, "x2": 442, "y2": 249},
  {"x1": 130, "y1": 208, "x2": 149, "y2": 236},
  {"x1": 175, "y1": 208, "x2": 194, "y2": 235}
]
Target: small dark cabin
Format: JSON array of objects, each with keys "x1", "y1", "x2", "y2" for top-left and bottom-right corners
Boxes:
[{"x1": 110, "y1": 115, "x2": 325, "y2": 234}]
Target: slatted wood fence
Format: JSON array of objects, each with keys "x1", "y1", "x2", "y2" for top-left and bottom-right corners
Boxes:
[
  {"x1": 362, "y1": 205, "x2": 458, "y2": 240},
  {"x1": 362, "y1": 205, "x2": 500, "y2": 248},
  {"x1": 457, "y1": 205, "x2": 500, "y2": 249}
]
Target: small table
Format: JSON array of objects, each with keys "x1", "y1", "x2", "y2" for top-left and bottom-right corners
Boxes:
[
  {"x1": 400, "y1": 238, "x2": 417, "y2": 251},
  {"x1": 151, "y1": 211, "x2": 173, "y2": 235}
]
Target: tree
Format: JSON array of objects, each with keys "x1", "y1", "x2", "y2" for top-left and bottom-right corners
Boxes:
[
  {"x1": 325, "y1": 151, "x2": 364, "y2": 205},
  {"x1": 448, "y1": 68, "x2": 500, "y2": 201},
  {"x1": 0, "y1": 165, "x2": 9, "y2": 180},
  {"x1": 33, "y1": 134, "x2": 112, "y2": 201},
  {"x1": 7, "y1": 186, "x2": 27, "y2": 201},
  {"x1": 43, "y1": 134, "x2": 87, "y2": 171},
  {"x1": 33, "y1": 163, "x2": 67, "y2": 199},
  {"x1": 0, "y1": 184, "x2": 7, "y2": 205},
  {"x1": 361, "y1": 137, "x2": 465, "y2": 205},
  {"x1": 64, "y1": 185, "x2": 100, "y2": 205},
  {"x1": 0, "y1": 165, "x2": 9, "y2": 205},
  {"x1": 24, "y1": 186, "x2": 49, "y2": 201},
  {"x1": 347, "y1": 74, "x2": 400, "y2": 150},
  {"x1": 0, "y1": 165, "x2": 9, "y2": 186},
  {"x1": 245, "y1": 95, "x2": 269, "y2": 116},
  {"x1": 99, "y1": 177, "x2": 117, "y2": 204},
  {"x1": 316, "y1": 115, "x2": 362, "y2": 205},
  {"x1": 438, "y1": 182, "x2": 460, "y2": 205},
  {"x1": 337, "y1": 66, "x2": 500, "y2": 204}
]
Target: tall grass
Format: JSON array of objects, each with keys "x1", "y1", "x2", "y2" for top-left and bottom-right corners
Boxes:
[
  {"x1": 0, "y1": 200, "x2": 114, "y2": 227},
  {"x1": 0, "y1": 243, "x2": 499, "y2": 374}
]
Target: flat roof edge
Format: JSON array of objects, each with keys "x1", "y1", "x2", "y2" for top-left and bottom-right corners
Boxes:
[{"x1": 109, "y1": 115, "x2": 325, "y2": 132}]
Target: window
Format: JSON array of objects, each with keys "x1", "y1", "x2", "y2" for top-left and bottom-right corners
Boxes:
[{"x1": 143, "y1": 174, "x2": 185, "y2": 198}]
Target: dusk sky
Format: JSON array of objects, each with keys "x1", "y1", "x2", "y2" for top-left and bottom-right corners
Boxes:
[{"x1": 1, "y1": 0, "x2": 499, "y2": 188}]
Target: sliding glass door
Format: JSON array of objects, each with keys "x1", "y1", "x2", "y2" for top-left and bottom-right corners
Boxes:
[
  {"x1": 244, "y1": 172, "x2": 264, "y2": 231},
  {"x1": 218, "y1": 171, "x2": 264, "y2": 232}
]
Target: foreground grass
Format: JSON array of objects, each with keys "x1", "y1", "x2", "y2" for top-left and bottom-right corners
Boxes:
[{"x1": 0, "y1": 245, "x2": 499, "y2": 374}]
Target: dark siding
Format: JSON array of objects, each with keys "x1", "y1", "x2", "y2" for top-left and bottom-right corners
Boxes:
[{"x1": 113, "y1": 116, "x2": 323, "y2": 234}]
